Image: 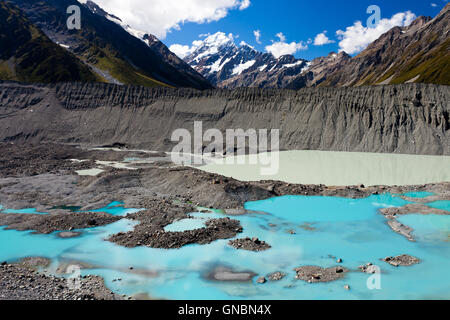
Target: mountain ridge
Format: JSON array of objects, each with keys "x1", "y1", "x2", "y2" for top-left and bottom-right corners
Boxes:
[
  {"x1": 82, "y1": 0, "x2": 208, "y2": 88},
  {"x1": 7, "y1": 0, "x2": 212, "y2": 89},
  {"x1": 0, "y1": 1, "x2": 99, "y2": 83},
  {"x1": 184, "y1": 32, "x2": 310, "y2": 89},
  {"x1": 289, "y1": 4, "x2": 450, "y2": 88},
  {"x1": 184, "y1": 5, "x2": 449, "y2": 89}
]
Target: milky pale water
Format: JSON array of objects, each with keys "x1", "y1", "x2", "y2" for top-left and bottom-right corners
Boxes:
[
  {"x1": 200, "y1": 151, "x2": 450, "y2": 186},
  {"x1": 1, "y1": 194, "x2": 449, "y2": 300}
]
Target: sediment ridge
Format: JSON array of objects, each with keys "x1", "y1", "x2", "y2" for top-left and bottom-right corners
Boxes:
[{"x1": 0, "y1": 81, "x2": 448, "y2": 155}]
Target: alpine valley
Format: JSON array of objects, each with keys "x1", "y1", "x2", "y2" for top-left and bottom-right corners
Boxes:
[{"x1": 0, "y1": 0, "x2": 449, "y2": 303}]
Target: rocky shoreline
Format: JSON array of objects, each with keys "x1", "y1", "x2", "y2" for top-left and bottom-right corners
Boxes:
[
  {"x1": 0, "y1": 142, "x2": 448, "y2": 299},
  {"x1": 0, "y1": 259, "x2": 122, "y2": 300}
]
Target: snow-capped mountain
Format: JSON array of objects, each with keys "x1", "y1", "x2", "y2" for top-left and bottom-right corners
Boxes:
[
  {"x1": 82, "y1": 0, "x2": 148, "y2": 44},
  {"x1": 184, "y1": 32, "x2": 310, "y2": 89}
]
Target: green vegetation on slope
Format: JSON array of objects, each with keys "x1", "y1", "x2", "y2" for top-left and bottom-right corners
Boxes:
[
  {"x1": 91, "y1": 48, "x2": 173, "y2": 88},
  {"x1": 0, "y1": 2, "x2": 99, "y2": 83},
  {"x1": 7, "y1": 0, "x2": 209, "y2": 88},
  {"x1": 389, "y1": 38, "x2": 450, "y2": 85},
  {"x1": 317, "y1": 6, "x2": 450, "y2": 88}
]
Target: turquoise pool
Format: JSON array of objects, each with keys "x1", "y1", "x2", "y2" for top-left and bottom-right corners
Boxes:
[{"x1": 0, "y1": 193, "x2": 449, "y2": 300}]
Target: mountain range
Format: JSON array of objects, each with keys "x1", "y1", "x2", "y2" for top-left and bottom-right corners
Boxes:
[
  {"x1": 183, "y1": 32, "x2": 310, "y2": 89},
  {"x1": 0, "y1": 0, "x2": 448, "y2": 89},
  {"x1": 184, "y1": 4, "x2": 449, "y2": 89},
  {"x1": 288, "y1": 4, "x2": 450, "y2": 88},
  {"x1": 1, "y1": 0, "x2": 211, "y2": 89}
]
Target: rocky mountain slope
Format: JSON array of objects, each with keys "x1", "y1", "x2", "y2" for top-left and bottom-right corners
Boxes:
[
  {"x1": 184, "y1": 32, "x2": 309, "y2": 89},
  {"x1": 0, "y1": 2, "x2": 98, "y2": 83},
  {"x1": 0, "y1": 81, "x2": 448, "y2": 155},
  {"x1": 286, "y1": 52, "x2": 351, "y2": 89},
  {"x1": 289, "y1": 4, "x2": 450, "y2": 88},
  {"x1": 82, "y1": 0, "x2": 209, "y2": 89},
  {"x1": 7, "y1": 0, "x2": 212, "y2": 89}
]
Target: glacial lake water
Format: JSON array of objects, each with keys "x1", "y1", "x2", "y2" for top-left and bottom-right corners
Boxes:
[
  {"x1": 0, "y1": 195, "x2": 449, "y2": 300},
  {"x1": 200, "y1": 151, "x2": 450, "y2": 186}
]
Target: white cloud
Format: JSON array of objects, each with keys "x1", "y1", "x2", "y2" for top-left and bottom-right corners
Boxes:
[
  {"x1": 336, "y1": 11, "x2": 416, "y2": 54},
  {"x1": 431, "y1": 3, "x2": 437, "y2": 7},
  {"x1": 253, "y1": 30, "x2": 262, "y2": 44},
  {"x1": 265, "y1": 33, "x2": 307, "y2": 58},
  {"x1": 78, "y1": 0, "x2": 252, "y2": 39},
  {"x1": 239, "y1": 0, "x2": 251, "y2": 10},
  {"x1": 276, "y1": 32, "x2": 286, "y2": 42},
  {"x1": 169, "y1": 39, "x2": 204, "y2": 58},
  {"x1": 313, "y1": 31, "x2": 335, "y2": 46},
  {"x1": 169, "y1": 44, "x2": 195, "y2": 58}
]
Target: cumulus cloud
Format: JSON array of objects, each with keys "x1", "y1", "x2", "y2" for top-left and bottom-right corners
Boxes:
[
  {"x1": 253, "y1": 30, "x2": 262, "y2": 44},
  {"x1": 239, "y1": 0, "x2": 251, "y2": 10},
  {"x1": 275, "y1": 32, "x2": 286, "y2": 42},
  {"x1": 431, "y1": 3, "x2": 437, "y2": 7},
  {"x1": 336, "y1": 11, "x2": 416, "y2": 54},
  {"x1": 168, "y1": 44, "x2": 195, "y2": 58},
  {"x1": 77, "y1": 0, "x2": 252, "y2": 39},
  {"x1": 169, "y1": 40, "x2": 203, "y2": 58},
  {"x1": 265, "y1": 33, "x2": 307, "y2": 58},
  {"x1": 313, "y1": 31, "x2": 335, "y2": 46}
]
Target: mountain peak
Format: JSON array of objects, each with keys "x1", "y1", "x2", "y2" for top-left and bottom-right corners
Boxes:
[
  {"x1": 186, "y1": 32, "x2": 236, "y2": 64},
  {"x1": 84, "y1": 1, "x2": 111, "y2": 18},
  {"x1": 239, "y1": 41, "x2": 257, "y2": 51},
  {"x1": 408, "y1": 15, "x2": 432, "y2": 29},
  {"x1": 203, "y1": 32, "x2": 235, "y2": 47},
  {"x1": 184, "y1": 31, "x2": 309, "y2": 88}
]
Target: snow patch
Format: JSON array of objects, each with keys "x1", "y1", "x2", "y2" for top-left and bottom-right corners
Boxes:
[
  {"x1": 282, "y1": 61, "x2": 304, "y2": 68},
  {"x1": 232, "y1": 60, "x2": 256, "y2": 75},
  {"x1": 57, "y1": 43, "x2": 70, "y2": 49},
  {"x1": 106, "y1": 14, "x2": 148, "y2": 44},
  {"x1": 300, "y1": 62, "x2": 312, "y2": 74},
  {"x1": 209, "y1": 57, "x2": 231, "y2": 74}
]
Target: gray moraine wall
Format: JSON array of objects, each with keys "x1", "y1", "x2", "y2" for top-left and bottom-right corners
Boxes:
[{"x1": 0, "y1": 81, "x2": 448, "y2": 155}]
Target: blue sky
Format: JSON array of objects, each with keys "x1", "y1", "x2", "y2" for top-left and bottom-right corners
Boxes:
[
  {"x1": 86, "y1": 0, "x2": 448, "y2": 60},
  {"x1": 163, "y1": 0, "x2": 447, "y2": 60}
]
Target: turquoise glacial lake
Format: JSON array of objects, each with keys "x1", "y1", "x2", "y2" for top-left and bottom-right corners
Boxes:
[{"x1": 0, "y1": 195, "x2": 449, "y2": 300}]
